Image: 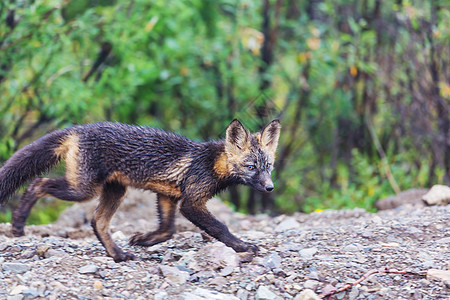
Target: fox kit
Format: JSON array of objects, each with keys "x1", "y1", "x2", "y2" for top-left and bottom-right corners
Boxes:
[{"x1": 0, "y1": 119, "x2": 281, "y2": 262}]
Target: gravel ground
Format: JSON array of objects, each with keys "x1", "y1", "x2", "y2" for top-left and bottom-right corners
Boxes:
[{"x1": 0, "y1": 189, "x2": 449, "y2": 299}]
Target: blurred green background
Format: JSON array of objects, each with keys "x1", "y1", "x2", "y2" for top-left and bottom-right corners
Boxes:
[{"x1": 0, "y1": 0, "x2": 449, "y2": 224}]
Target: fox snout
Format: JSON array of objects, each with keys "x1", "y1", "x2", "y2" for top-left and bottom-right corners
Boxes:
[{"x1": 257, "y1": 173, "x2": 275, "y2": 193}]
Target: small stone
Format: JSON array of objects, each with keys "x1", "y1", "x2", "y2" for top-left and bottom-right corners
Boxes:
[
  {"x1": 154, "y1": 291, "x2": 168, "y2": 300},
  {"x1": 10, "y1": 285, "x2": 27, "y2": 295},
  {"x1": 45, "y1": 249, "x2": 68, "y2": 258},
  {"x1": 111, "y1": 231, "x2": 126, "y2": 240},
  {"x1": 255, "y1": 285, "x2": 282, "y2": 300},
  {"x1": 78, "y1": 264, "x2": 98, "y2": 274},
  {"x1": 336, "y1": 291, "x2": 346, "y2": 299},
  {"x1": 427, "y1": 269, "x2": 450, "y2": 282},
  {"x1": 299, "y1": 247, "x2": 318, "y2": 259},
  {"x1": 263, "y1": 252, "x2": 282, "y2": 269},
  {"x1": 7, "y1": 295, "x2": 24, "y2": 300},
  {"x1": 182, "y1": 287, "x2": 239, "y2": 299},
  {"x1": 20, "y1": 250, "x2": 36, "y2": 259},
  {"x1": 343, "y1": 244, "x2": 361, "y2": 252},
  {"x1": 422, "y1": 184, "x2": 450, "y2": 206},
  {"x1": 210, "y1": 276, "x2": 228, "y2": 286},
  {"x1": 160, "y1": 265, "x2": 189, "y2": 284},
  {"x1": 22, "y1": 287, "x2": 39, "y2": 298},
  {"x1": 303, "y1": 280, "x2": 319, "y2": 290},
  {"x1": 293, "y1": 289, "x2": 320, "y2": 300},
  {"x1": 36, "y1": 245, "x2": 50, "y2": 257},
  {"x1": 93, "y1": 280, "x2": 103, "y2": 289},
  {"x1": 3, "y1": 262, "x2": 31, "y2": 274},
  {"x1": 380, "y1": 242, "x2": 400, "y2": 247},
  {"x1": 348, "y1": 286, "x2": 359, "y2": 300},
  {"x1": 275, "y1": 217, "x2": 301, "y2": 232}
]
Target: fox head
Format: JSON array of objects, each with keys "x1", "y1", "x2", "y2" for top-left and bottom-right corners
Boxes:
[{"x1": 224, "y1": 119, "x2": 281, "y2": 193}]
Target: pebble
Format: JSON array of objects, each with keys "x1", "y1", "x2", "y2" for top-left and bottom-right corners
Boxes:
[
  {"x1": 275, "y1": 217, "x2": 301, "y2": 232},
  {"x1": 293, "y1": 289, "x2": 320, "y2": 300},
  {"x1": 255, "y1": 285, "x2": 282, "y2": 300},
  {"x1": 93, "y1": 280, "x2": 103, "y2": 289},
  {"x1": 182, "y1": 287, "x2": 239, "y2": 300},
  {"x1": 299, "y1": 247, "x2": 318, "y2": 259},
  {"x1": 2, "y1": 262, "x2": 31, "y2": 274},
  {"x1": 78, "y1": 264, "x2": 98, "y2": 274},
  {"x1": 0, "y1": 190, "x2": 448, "y2": 300},
  {"x1": 263, "y1": 252, "x2": 282, "y2": 269},
  {"x1": 303, "y1": 280, "x2": 319, "y2": 290},
  {"x1": 160, "y1": 265, "x2": 190, "y2": 284}
]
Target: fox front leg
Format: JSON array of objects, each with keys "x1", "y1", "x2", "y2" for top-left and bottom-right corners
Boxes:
[{"x1": 180, "y1": 198, "x2": 259, "y2": 254}]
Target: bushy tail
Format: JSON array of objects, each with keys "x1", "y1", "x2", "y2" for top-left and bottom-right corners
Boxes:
[{"x1": 0, "y1": 129, "x2": 68, "y2": 204}]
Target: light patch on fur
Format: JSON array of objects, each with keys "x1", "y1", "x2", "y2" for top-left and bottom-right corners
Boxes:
[
  {"x1": 164, "y1": 155, "x2": 192, "y2": 184},
  {"x1": 54, "y1": 134, "x2": 80, "y2": 187},
  {"x1": 158, "y1": 195, "x2": 175, "y2": 220},
  {"x1": 213, "y1": 152, "x2": 229, "y2": 178},
  {"x1": 107, "y1": 172, "x2": 132, "y2": 185},
  {"x1": 141, "y1": 181, "x2": 182, "y2": 199}
]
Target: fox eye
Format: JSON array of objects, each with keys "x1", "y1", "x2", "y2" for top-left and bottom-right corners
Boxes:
[
  {"x1": 247, "y1": 165, "x2": 256, "y2": 171},
  {"x1": 266, "y1": 163, "x2": 271, "y2": 169}
]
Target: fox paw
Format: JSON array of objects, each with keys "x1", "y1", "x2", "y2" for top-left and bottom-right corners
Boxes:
[
  {"x1": 232, "y1": 241, "x2": 259, "y2": 255},
  {"x1": 112, "y1": 251, "x2": 136, "y2": 263},
  {"x1": 129, "y1": 232, "x2": 172, "y2": 247}
]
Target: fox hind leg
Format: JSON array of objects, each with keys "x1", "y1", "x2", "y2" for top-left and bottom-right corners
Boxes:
[
  {"x1": 129, "y1": 194, "x2": 177, "y2": 247},
  {"x1": 12, "y1": 177, "x2": 96, "y2": 237},
  {"x1": 92, "y1": 181, "x2": 135, "y2": 262}
]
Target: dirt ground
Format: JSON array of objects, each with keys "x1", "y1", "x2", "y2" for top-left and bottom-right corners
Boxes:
[{"x1": 0, "y1": 189, "x2": 449, "y2": 299}]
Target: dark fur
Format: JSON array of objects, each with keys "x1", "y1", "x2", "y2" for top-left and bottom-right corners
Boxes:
[{"x1": 0, "y1": 120, "x2": 281, "y2": 262}]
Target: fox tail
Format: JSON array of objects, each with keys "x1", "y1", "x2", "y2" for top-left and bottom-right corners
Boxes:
[{"x1": 0, "y1": 129, "x2": 68, "y2": 204}]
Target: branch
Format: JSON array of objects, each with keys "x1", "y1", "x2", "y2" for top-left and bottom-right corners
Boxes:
[{"x1": 319, "y1": 266, "x2": 426, "y2": 298}]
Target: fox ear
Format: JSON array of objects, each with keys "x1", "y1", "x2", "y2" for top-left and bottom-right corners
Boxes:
[
  {"x1": 260, "y1": 119, "x2": 281, "y2": 155},
  {"x1": 225, "y1": 119, "x2": 250, "y2": 155}
]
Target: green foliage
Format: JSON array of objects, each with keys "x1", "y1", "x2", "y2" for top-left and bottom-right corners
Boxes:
[{"x1": 0, "y1": 0, "x2": 448, "y2": 224}]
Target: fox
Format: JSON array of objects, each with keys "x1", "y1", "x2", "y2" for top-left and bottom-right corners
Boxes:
[{"x1": 0, "y1": 119, "x2": 281, "y2": 262}]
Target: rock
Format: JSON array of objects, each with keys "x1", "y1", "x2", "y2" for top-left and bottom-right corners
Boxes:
[
  {"x1": 159, "y1": 265, "x2": 189, "y2": 284},
  {"x1": 20, "y1": 249, "x2": 36, "y2": 259},
  {"x1": 375, "y1": 188, "x2": 428, "y2": 210},
  {"x1": 303, "y1": 280, "x2": 319, "y2": 290},
  {"x1": 45, "y1": 249, "x2": 68, "y2": 258},
  {"x1": 427, "y1": 269, "x2": 450, "y2": 282},
  {"x1": 434, "y1": 237, "x2": 450, "y2": 244},
  {"x1": 111, "y1": 231, "x2": 126, "y2": 240},
  {"x1": 210, "y1": 276, "x2": 228, "y2": 286},
  {"x1": 36, "y1": 245, "x2": 50, "y2": 257},
  {"x1": 348, "y1": 286, "x2": 359, "y2": 300},
  {"x1": 93, "y1": 280, "x2": 103, "y2": 289},
  {"x1": 299, "y1": 247, "x2": 318, "y2": 259},
  {"x1": 294, "y1": 289, "x2": 320, "y2": 300},
  {"x1": 343, "y1": 243, "x2": 362, "y2": 252},
  {"x1": 422, "y1": 185, "x2": 450, "y2": 206},
  {"x1": 2, "y1": 262, "x2": 31, "y2": 274},
  {"x1": 7, "y1": 295, "x2": 24, "y2": 300},
  {"x1": 263, "y1": 252, "x2": 282, "y2": 269},
  {"x1": 197, "y1": 242, "x2": 240, "y2": 274},
  {"x1": 181, "y1": 287, "x2": 239, "y2": 300},
  {"x1": 22, "y1": 287, "x2": 39, "y2": 298},
  {"x1": 9, "y1": 285, "x2": 27, "y2": 295},
  {"x1": 381, "y1": 242, "x2": 400, "y2": 247},
  {"x1": 255, "y1": 285, "x2": 282, "y2": 300},
  {"x1": 78, "y1": 264, "x2": 98, "y2": 274},
  {"x1": 275, "y1": 217, "x2": 301, "y2": 232},
  {"x1": 154, "y1": 291, "x2": 168, "y2": 300}
]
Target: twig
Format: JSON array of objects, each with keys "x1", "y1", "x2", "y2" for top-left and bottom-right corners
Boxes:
[
  {"x1": 365, "y1": 107, "x2": 401, "y2": 194},
  {"x1": 319, "y1": 266, "x2": 426, "y2": 298}
]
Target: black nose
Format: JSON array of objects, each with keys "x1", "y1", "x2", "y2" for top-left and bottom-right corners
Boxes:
[{"x1": 265, "y1": 185, "x2": 274, "y2": 192}]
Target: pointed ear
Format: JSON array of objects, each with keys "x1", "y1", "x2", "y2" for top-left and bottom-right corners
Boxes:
[
  {"x1": 260, "y1": 119, "x2": 281, "y2": 155},
  {"x1": 225, "y1": 119, "x2": 250, "y2": 155}
]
